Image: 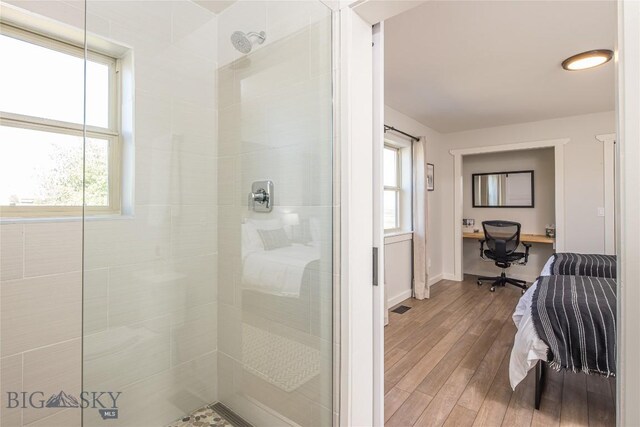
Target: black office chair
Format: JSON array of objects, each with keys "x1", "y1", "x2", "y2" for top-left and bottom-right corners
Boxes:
[{"x1": 477, "y1": 220, "x2": 531, "y2": 293}]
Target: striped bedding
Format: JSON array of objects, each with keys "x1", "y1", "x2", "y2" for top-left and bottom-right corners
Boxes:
[
  {"x1": 531, "y1": 275, "x2": 617, "y2": 376},
  {"x1": 550, "y1": 253, "x2": 616, "y2": 279}
]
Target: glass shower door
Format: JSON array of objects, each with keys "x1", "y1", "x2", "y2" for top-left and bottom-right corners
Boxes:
[
  {"x1": 82, "y1": 1, "x2": 219, "y2": 426},
  {"x1": 215, "y1": 2, "x2": 334, "y2": 425},
  {"x1": 81, "y1": 1, "x2": 334, "y2": 426}
]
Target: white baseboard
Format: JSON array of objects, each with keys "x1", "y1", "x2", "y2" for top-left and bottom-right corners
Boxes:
[
  {"x1": 387, "y1": 289, "x2": 412, "y2": 307},
  {"x1": 387, "y1": 273, "x2": 461, "y2": 305},
  {"x1": 427, "y1": 273, "x2": 443, "y2": 287},
  {"x1": 436, "y1": 272, "x2": 535, "y2": 283}
]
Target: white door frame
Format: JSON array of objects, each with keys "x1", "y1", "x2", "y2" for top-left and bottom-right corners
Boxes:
[
  {"x1": 616, "y1": 2, "x2": 640, "y2": 425},
  {"x1": 337, "y1": 5, "x2": 374, "y2": 426},
  {"x1": 449, "y1": 138, "x2": 569, "y2": 281},
  {"x1": 371, "y1": 21, "x2": 385, "y2": 427},
  {"x1": 343, "y1": 4, "x2": 430, "y2": 426},
  {"x1": 596, "y1": 133, "x2": 616, "y2": 255}
]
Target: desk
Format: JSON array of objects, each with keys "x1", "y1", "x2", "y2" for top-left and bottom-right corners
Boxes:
[{"x1": 463, "y1": 231, "x2": 555, "y2": 244}]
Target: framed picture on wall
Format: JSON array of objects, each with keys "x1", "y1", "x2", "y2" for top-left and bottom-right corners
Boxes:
[{"x1": 427, "y1": 163, "x2": 435, "y2": 191}]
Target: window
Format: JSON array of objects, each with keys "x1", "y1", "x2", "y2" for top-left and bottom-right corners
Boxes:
[
  {"x1": 384, "y1": 145, "x2": 401, "y2": 230},
  {"x1": 0, "y1": 24, "x2": 120, "y2": 217}
]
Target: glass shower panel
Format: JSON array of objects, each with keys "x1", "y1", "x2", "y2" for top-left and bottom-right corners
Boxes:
[
  {"x1": 81, "y1": 0, "x2": 333, "y2": 426},
  {"x1": 1, "y1": 3, "x2": 85, "y2": 426},
  {"x1": 82, "y1": 1, "x2": 218, "y2": 426},
  {"x1": 216, "y1": 2, "x2": 334, "y2": 426}
]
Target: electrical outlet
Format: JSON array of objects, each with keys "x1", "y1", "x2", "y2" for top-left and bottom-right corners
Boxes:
[{"x1": 597, "y1": 207, "x2": 605, "y2": 217}]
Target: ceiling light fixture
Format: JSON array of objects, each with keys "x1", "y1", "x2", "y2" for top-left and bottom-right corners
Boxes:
[{"x1": 562, "y1": 49, "x2": 613, "y2": 71}]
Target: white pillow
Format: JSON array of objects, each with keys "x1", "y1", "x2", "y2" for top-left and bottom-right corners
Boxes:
[
  {"x1": 241, "y1": 218, "x2": 283, "y2": 257},
  {"x1": 247, "y1": 218, "x2": 282, "y2": 231}
]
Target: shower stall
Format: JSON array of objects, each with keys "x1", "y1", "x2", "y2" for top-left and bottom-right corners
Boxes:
[{"x1": 0, "y1": 1, "x2": 335, "y2": 426}]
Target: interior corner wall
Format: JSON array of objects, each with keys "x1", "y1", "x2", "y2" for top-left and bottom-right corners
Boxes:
[
  {"x1": 438, "y1": 111, "x2": 616, "y2": 278},
  {"x1": 384, "y1": 106, "x2": 445, "y2": 283}
]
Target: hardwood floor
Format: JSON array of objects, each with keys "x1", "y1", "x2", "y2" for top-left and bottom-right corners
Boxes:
[{"x1": 384, "y1": 276, "x2": 616, "y2": 427}]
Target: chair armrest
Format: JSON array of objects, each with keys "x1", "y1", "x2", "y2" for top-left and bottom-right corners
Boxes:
[
  {"x1": 522, "y1": 243, "x2": 532, "y2": 264},
  {"x1": 478, "y1": 239, "x2": 486, "y2": 259}
]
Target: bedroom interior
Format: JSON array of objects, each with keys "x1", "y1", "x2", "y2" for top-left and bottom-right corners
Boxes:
[{"x1": 382, "y1": 1, "x2": 617, "y2": 426}]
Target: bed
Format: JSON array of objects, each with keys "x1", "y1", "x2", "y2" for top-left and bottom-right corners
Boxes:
[
  {"x1": 239, "y1": 220, "x2": 327, "y2": 394},
  {"x1": 240, "y1": 218, "x2": 328, "y2": 334},
  {"x1": 509, "y1": 253, "x2": 617, "y2": 408},
  {"x1": 242, "y1": 243, "x2": 321, "y2": 298}
]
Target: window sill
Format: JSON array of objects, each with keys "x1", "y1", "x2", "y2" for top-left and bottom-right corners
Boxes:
[
  {"x1": 384, "y1": 230, "x2": 413, "y2": 244},
  {"x1": 0, "y1": 213, "x2": 133, "y2": 224}
]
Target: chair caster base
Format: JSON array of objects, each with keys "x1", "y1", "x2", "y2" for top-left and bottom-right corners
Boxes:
[{"x1": 477, "y1": 274, "x2": 528, "y2": 293}]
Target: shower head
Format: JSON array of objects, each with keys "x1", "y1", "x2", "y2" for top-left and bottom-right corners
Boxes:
[{"x1": 230, "y1": 30, "x2": 266, "y2": 54}]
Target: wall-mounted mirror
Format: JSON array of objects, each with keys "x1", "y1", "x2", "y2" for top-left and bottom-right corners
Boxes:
[{"x1": 472, "y1": 170, "x2": 534, "y2": 208}]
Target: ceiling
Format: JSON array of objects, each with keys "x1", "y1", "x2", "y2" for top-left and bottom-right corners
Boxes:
[{"x1": 384, "y1": 1, "x2": 616, "y2": 133}]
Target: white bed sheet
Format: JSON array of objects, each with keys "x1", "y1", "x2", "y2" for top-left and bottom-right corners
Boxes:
[
  {"x1": 509, "y1": 255, "x2": 554, "y2": 389},
  {"x1": 242, "y1": 243, "x2": 320, "y2": 298}
]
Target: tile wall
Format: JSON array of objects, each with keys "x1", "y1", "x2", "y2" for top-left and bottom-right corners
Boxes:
[
  {"x1": 215, "y1": 2, "x2": 334, "y2": 425},
  {"x1": 0, "y1": 1, "x2": 218, "y2": 426},
  {"x1": 0, "y1": 1, "x2": 336, "y2": 426}
]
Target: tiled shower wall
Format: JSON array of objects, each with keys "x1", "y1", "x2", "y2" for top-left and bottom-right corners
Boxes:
[
  {"x1": 0, "y1": 1, "x2": 218, "y2": 426},
  {"x1": 215, "y1": 2, "x2": 334, "y2": 425}
]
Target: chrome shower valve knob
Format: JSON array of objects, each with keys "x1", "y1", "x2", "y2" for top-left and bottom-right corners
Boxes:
[
  {"x1": 248, "y1": 180, "x2": 274, "y2": 212},
  {"x1": 250, "y1": 188, "x2": 268, "y2": 203}
]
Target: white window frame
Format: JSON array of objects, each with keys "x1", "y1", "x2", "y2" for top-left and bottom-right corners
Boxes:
[
  {"x1": 0, "y1": 23, "x2": 121, "y2": 218},
  {"x1": 383, "y1": 144, "x2": 401, "y2": 231}
]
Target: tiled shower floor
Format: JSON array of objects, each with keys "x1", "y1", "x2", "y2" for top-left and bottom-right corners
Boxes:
[{"x1": 167, "y1": 404, "x2": 233, "y2": 427}]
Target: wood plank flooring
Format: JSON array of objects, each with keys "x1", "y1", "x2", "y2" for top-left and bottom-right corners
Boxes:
[{"x1": 384, "y1": 276, "x2": 616, "y2": 427}]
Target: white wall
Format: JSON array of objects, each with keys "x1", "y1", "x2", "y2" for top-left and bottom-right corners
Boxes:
[
  {"x1": 439, "y1": 111, "x2": 616, "y2": 277},
  {"x1": 384, "y1": 106, "x2": 445, "y2": 284},
  {"x1": 384, "y1": 237, "x2": 412, "y2": 306},
  {"x1": 462, "y1": 148, "x2": 555, "y2": 281}
]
